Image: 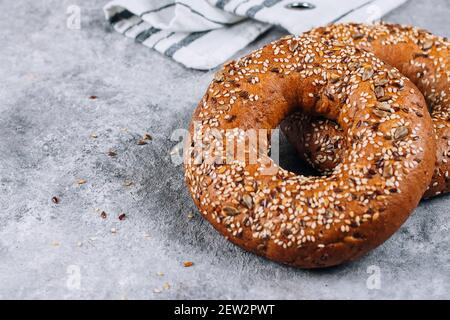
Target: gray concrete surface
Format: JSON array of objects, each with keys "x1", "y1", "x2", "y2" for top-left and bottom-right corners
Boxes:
[{"x1": 0, "y1": 0, "x2": 449, "y2": 300}]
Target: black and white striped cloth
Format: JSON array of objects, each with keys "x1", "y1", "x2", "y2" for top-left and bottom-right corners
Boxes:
[{"x1": 103, "y1": 0, "x2": 407, "y2": 70}]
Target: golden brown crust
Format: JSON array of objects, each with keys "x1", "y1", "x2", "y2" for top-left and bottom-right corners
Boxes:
[
  {"x1": 185, "y1": 29, "x2": 436, "y2": 268},
  {"x1": 281, "y1": 23, "x2": 450, "y2": 199}
]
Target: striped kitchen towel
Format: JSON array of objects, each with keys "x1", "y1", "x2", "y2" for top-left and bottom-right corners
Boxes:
[{"x1": 103, "y1": 0, "x2": 407, "y2": 70}]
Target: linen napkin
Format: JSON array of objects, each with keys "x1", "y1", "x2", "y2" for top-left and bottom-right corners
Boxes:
[{"x1": 103, "y1": 0, "x2": 407, "y2": 70}]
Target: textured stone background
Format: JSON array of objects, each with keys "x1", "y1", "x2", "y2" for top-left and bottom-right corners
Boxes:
[{"x1": 0, "y1": 0, "x2": 449, "y2": 299}]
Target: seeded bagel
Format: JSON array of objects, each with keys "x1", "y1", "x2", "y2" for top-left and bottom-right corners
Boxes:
[
  {"x1": 282, "y1": 23, "x2": 450, "y2": 199},
  {"x1": 184, "y1": 32, "x2": 436, "y2": 268}
]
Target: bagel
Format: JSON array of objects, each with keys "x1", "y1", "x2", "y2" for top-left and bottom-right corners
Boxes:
[
  {"x1": 281, "y1": 23, "x2": 450, "y2": 199},
  {"x1": 184, "y1": 31, "x2": 436, "y2": 268}
]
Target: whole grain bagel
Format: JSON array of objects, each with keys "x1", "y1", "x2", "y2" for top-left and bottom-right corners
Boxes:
[
  {"x1": 282, "y1": 23, "x2": 450, "y2": 199},
  {"x1": 185, "y1": 31, "x2": 436, "y2": 268}
]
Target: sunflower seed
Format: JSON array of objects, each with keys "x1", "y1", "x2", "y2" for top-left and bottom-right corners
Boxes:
[
  {"x1": 376, "y1": 102, "x2": 392, "y2": 112},
  {"x1": 329, "y1": 73, "x2": 340, "y2": 83},
  {"x1": 214, "y1": 70, "x2": 225, "y2": 82},
  {"x1": 374, "y1": 78, "x2": 389, "y2": 87},
  {"x1": 383, "y1": 163, "x2": 394, "y2": 178},
  {"x1": 373, "y1": 109, "x2": 388, "y2": 118},
  {"x1": 394, "y1": 126, "x2": 409, "y2": 140},
  {"x1": 216, "y1": 104, "x2": 230, "y2": 111},
  {"x1": 222, "y1": 206, "x2": 239, "y2": 216},
  {"x1": 414, "y1": 52, "x2": 429, "y2": 59},
  {"x1": 421, "y1": 40, "x2": 433, "y2": 51},
  {"x1": 387, "y1": 70, "x2": 398, "y2": 79},
  {"x1": 352, "y1": 33, "x2": 364, "y2": 40},
  {"x1": 378, "y1": 95, "x2": 391, "y2": 102},
  {"x1": 239, "y1": 90, "x2": 249, "y2": 98},
  {"x1": 242, "y1": 194, "x2": 253, "y2": 209},
  {"x1": 289, "y1": 41, "x2": 299, "y2": 52},
  {"x1": 415, "y1": 110, "x2": 424, "y2": 117},
  {"x1": 375, "y1": 86, "x2": 385, "y2": 99},
  {"x1": 270, "y1": 67, "x2": 281, "y2": 73},
  {"x1": 348, "y1": 62, "x2": 361, "y2": 71},
  {"x1": 362, "y1": 68, "x2": 374, "y2": 81},
  {"x1": 393, "y1": 80, "x2": 404, "y2": 89}
]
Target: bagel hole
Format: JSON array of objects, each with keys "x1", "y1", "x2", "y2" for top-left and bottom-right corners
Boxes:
[
  {"x1": 277, "y1": 124, "x2": 321, "y2": 177},
  {"x1": 277, "y1": 110, "x2": 347, "y2": 178}
]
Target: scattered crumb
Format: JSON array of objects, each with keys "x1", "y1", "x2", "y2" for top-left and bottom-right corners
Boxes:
[
  {"x1": 144, "y1": 233, "x2": 151, "y2": 239},
  {"x1": 187, "y1": 213, "x2": 194, "y2": 220},
  {"x1": 100, "y1": 211, "x2": 107, "y2": 219},
  {"x1": 153, "y1": 288, "x2": 161, "y2": 293},
  {"x1": 89, "y1": 237, "x2": 97, "y2": 241},
  {"x1": 90, "y1": 133, "x2": 97, "y2": 138},
  {"x1": 52, "y1": 241, "x2": 60, "y2": 247},
  {"x1": 111, "y1": 228, "x2": 117, "y2": 234},
  {"x1": 77, "y1": 242, "x2": 83, "y2": 247},
  {"x1": 143, "y1": 133, "x2": 152, "y2": 140},
  {"x1": 118, "y1": 213, "x2": 126, "y2": 221},
  {"x1": 163, "y1": 282, "x2": 170, "y2": 290},
  {"x1": 77, "y1": 179, "x2": 87, "y2": 185},
  {"x1": 183, "y1": 261, "x2": 194, "y2": 268},
  {"x1": 52, "y1": 196, "x2": 59, "y2": 204},
  {"x1": 123, "y1": 180, "x2": 133, "y2": 187},
  {"x1": 156, "y1": 272, "x2": 164, "y2": 276},
  {"x1": 107, "y1": 149, "x2": 117, "y2": 157},
  {"x1": 137, "y1": 139, "x2": 147, "y2": 145},
  {"x1": 89, "y1": 95, "x2": 97, "y2": 100}
]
